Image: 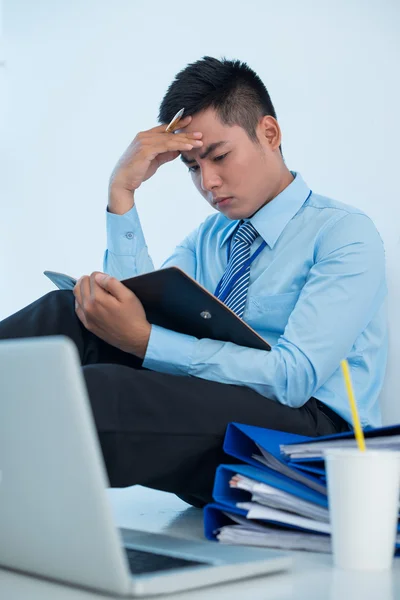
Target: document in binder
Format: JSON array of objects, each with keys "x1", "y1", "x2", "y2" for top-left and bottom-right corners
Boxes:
[
  {"x1": 223, "y1": 422, "x2": 326, "y2": 495},
  {"x1": 212, "y1": 464, "x2": 328, "y2": 512},
  {"x1": 203, "y1": 503, "x2": 332, "y2": 552},
  {"x1": 280, "y1": 424, "x2": 400, "y2": 462}
]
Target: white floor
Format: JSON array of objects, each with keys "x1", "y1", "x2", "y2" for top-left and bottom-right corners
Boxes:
[{"x1": 1, "y1": 485, "x2": 400, "y2": 599}]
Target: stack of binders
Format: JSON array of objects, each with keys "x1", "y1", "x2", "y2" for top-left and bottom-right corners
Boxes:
[{"x1": 204, "y1": 422, "x2": 400, "y2": 553}]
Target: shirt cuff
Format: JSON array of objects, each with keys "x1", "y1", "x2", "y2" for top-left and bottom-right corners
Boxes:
[
  {"x1": 106, "y1": 204, "x2": 147, "y2": 255},
  {"x1": 143, "y1": 324, "x2": 196, "y2": 376}
]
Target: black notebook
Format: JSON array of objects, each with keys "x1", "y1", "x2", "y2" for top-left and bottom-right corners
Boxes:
[{"x1": 44, "y1": 267, "x2": 271, "y2": 352}]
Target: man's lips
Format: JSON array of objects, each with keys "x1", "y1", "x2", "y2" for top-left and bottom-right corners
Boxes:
[{"x1": 213, "y1": 196, "x2": 233, "y2": 205}]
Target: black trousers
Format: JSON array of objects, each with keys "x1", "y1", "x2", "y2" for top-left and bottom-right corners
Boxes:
[{"x1": 0, "y1": 290, "x2": 348, "y2": 507}]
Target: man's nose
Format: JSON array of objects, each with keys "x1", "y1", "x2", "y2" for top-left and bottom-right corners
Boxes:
[{"x1": 200, "y1": 166, "x2": 221, "y2": 192}]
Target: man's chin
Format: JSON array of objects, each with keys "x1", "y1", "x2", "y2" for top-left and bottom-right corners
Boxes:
[{"x1": 217, "y1": 204, "x2": 253, "y2": 221}]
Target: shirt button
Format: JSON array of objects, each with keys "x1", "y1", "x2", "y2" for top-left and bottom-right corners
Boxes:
[{"x1": 125, "y1": 232, "x2": 134, "y2": 240}]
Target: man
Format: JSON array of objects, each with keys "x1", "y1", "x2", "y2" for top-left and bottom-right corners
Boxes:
[{"x1": 0, "y1": 56, "x2": 387, "y2": 507}]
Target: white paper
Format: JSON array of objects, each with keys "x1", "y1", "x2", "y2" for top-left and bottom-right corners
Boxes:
[
  {"x1": 252, "y1": 443, "x2": 327, "y2": 495},
  {"x1": 217, "y1": 526, "x2": 332, "y2": 552},
  {"x1": 280, "y1": 435, "x2": 400, "y2": 460},
  {"x1": 231, "y1": 474, "x2": 329, "y2": 522},
  {"x1": 237, "y1": 502, "x2": 331, "y2": 534},
  {"x1": 218, "y1": 512, "x2": 331, "y2": 552}
]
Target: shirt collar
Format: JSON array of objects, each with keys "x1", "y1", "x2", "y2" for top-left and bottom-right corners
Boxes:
[{"x1": 219, "y1": 172, "x2": 311, "y2": 250}]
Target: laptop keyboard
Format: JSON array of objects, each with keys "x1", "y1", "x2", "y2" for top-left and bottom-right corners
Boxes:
[{"x1": 124, "y1": 547, "x2": 210, "y2": 575}]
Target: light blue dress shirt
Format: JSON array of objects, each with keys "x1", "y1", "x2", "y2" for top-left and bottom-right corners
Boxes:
[{"x1": 104, "y1": 173, "x2": 387, "y2": 428}]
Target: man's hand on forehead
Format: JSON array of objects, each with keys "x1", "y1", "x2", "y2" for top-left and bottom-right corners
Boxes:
[{"x1": 108, "y1": 115, "x2": 203, "y2": 213}]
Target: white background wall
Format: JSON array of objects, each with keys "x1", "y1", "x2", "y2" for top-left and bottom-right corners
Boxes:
[{"x1": 1, "y1": 1, "x2": 400, "y2": 419}]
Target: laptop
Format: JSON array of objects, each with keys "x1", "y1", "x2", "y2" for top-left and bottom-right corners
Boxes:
[{"x1": 0, "y1": 336, "x2": 291, "y2": 596}]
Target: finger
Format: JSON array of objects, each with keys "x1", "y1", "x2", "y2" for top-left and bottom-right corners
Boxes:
[
  {"x1": 89, "y1": 271, "x2": 109, "y2": 300},
  {"x1": 74, "y1": 301, "x2": 88, "y2": 329},
  {"x1": 174, "y1": 126, "x2": 203, "y2": 136},
  {"x1": 79, "y1": 275, "x2": 91, "y2": 310},
  {"x1": 73, "y1": 276, "x2": 84, "y2": 305},
  {"x1": 139, "y1": 130, "x2": 202, "y2": 149},
  {"x1": 166, "y1": 138, "x2": 203, "y2": 153},
  {"x1": 165, "y1": 132, "x2": 203, "y2": 142},
  {"x1": 155, "y1": 150, "x2": 181, "y2": 167},
  {"x1": 94, "y1": 273, "x2": 128, "y2": 302},
  {"x1": 145, "y1": 138, "x2": 203, "y2": 160},
  {"x1": 157, "y1": 130, "x2": 203, "y2": 141},
  {"x1": 73, "y1": 275, "x2": 85, "y2": 293}
]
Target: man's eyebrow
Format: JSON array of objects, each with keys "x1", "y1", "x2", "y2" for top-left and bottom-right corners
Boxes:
[{"x1": 180, "y1": 141, "x2": 229, "y2": 165}]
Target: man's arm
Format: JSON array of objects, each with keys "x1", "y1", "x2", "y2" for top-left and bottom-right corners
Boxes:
[
  {"x1": 103, "y1": 202, "x2": 155, "y2": 280},
  {"x1": 143, "y1": 213, "x2": 386, "y2": 408},
  {"x1": 103, "y1": 201, "x2": 199, "y2": 281},
  {"x1": 103, "y1": 117, "x2": 203, "y2": 280}
]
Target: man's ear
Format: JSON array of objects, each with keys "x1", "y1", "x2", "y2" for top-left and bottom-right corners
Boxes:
[{"x1": 258, "y1": 115, "x2": 281, "y2": 151}]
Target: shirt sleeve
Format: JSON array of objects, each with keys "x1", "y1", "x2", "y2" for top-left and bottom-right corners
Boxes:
[
  {"x1": 143, "y1": 213, "x2": 387, "y2": 408},
  {"x1": 103, "y1": 204, "x2": 197, "y2": 280}
]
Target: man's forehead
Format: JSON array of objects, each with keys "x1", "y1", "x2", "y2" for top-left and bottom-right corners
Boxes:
[
  {"x1": 176, "y1": 108, "x2": 233, "y2": 134},
  {"x1": 180, "y1": 106, "x2": 221, "y2": 127},
  {"x1": 180, "y1": 140, "x2": 230, "y2": 165}
]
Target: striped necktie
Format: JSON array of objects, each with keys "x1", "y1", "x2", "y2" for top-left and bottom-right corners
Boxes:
[{"x1": 216, "y1": 221, "x2": 259, "y2": 318}]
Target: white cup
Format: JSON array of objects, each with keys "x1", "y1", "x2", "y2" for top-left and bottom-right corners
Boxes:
[{"x1": 324, "y1": 448, "x2": 400, "y2": 570}]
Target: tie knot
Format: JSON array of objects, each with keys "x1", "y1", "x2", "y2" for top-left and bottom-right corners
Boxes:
[{"x1": 234, "y1": 221, "x2": 259, "y2": 246}]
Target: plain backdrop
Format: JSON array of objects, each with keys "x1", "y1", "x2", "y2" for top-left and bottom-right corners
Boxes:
[{"x1": 1, "y1": 0, "x2": 399, "y2": 420}]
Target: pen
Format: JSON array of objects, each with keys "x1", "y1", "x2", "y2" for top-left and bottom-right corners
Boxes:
[{"x1": 165, "y1": 107, "x2": 185, "y2": 133}]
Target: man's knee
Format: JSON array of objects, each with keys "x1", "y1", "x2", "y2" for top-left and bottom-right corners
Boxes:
[
  {"x1": 45, "y1": 289, "x2": 75, "y2": 308},
  {"x1": 19, "y1": 289, "x2": 74, "y2": 319}
]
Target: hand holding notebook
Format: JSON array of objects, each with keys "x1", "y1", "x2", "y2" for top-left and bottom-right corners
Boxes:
[{"x1": 44, "y1": 267, "x2": 271, "y2": 351}]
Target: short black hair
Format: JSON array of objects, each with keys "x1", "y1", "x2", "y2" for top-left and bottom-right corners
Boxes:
[{"x1": 158, "y1": 56, "x2": 278, "y2": 144}]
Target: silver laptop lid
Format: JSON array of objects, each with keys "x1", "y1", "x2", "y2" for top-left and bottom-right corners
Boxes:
[{"x1": 0, "y1": 336, "x2": 131, "y2": 596}]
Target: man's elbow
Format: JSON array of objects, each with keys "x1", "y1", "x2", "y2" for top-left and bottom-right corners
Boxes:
[{"x1": 272, "y1": 343, "x2": 319, "y2": 408}]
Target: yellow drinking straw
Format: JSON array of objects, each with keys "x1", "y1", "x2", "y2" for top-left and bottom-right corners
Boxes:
[{"x1": 340, "y1": 359, "x2": 366, "y2": 451}]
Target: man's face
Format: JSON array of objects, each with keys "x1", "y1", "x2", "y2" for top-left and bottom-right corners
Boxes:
[{"x1": 179, "y1": 108, "x2": 282, "y2": 220}]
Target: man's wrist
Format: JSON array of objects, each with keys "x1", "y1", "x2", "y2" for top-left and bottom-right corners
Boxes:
[
  {"x1": 108, "y1": 185, "x2": 135, "y2": 215},
  {"x1": 131, "y1": 322, "x2": 152, "y2": 359}
]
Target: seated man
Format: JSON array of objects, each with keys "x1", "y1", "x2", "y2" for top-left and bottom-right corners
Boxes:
[{"x1": 0, "y1": 56, "x2": 387, "y2": 507}]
